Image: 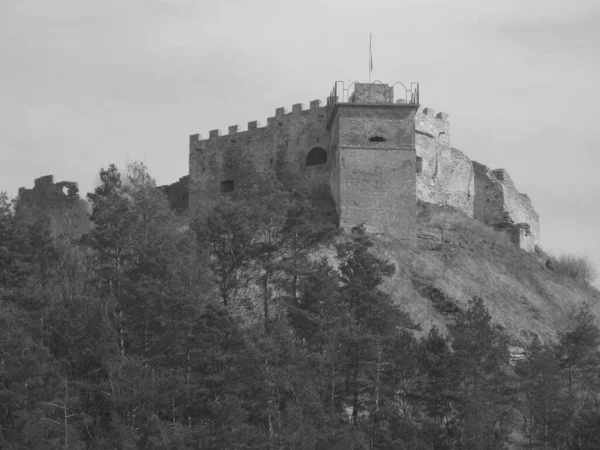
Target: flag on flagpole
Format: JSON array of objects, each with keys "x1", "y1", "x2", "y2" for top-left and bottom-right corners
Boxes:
[{"x1": 369, "y1": 33, "x2": 373, "y2": 76}]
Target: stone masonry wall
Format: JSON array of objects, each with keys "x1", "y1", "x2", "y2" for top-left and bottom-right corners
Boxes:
[
  {"x1": 188, "y1": 83, "x2": 539, "y2": 252},
  {"x1": 332, "y1": 104, "x2": 417, "y2": 243},
  {"x1": 473, "y1": 161, "x2": 540, "y2": 251},
  {"x1": 415, "y1": 106, "x2": 450, "y2": 146},
  {"x1": 416, "y1": 136, "x2": 474, "y2": 217},
  {"x1": 16, "y1": 175, "x2": 90, "y2": 239},
  {"x1": 414, "y1": 107, "x2": 474, "y2": 217},
  {"x1": 189, "y1": 100, "x2": 330, "y2": 216}
]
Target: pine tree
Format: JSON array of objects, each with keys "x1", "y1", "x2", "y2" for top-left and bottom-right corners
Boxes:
[
  {"x1": 446, "y1": 297, "x2": 514, "y2": 449},
  {"x1": 193, "y1": 197, "x2": 260, "y2": 309},
  {"x1": 515, "y1": 336, "x2": 561, "y2": 448},
  {"x1": 553, "y1": 304, "x2": 600, "y2": 448}
]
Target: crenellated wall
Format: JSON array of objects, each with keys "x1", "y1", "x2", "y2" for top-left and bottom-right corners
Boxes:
[
  {"x1": 415, "y1": 106, "x2": 450, "y2": 146},
  {"x1": 189, "y1": 100, "x2": 331, "y2": 215},
  {"x1": 188, "y1": 82, "x2": 540, "y2": 252}
]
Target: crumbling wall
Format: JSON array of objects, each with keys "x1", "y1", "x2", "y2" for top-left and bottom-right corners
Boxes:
[
  {"x1": 416, "y1": 136, "x2": 474, "y2": 217},
  {"x1": 16, "y1": 175, "x2": 89, "y2": 239},
  {"x1": 187, "y1": 87, "x2": 540, "y2": 253},
  {"x1": 415, "y1": 106, "x2": 450, "y2": 146},
  {"x1": 473, "y1": 162, "x2": 539, "y2": 251},
  {"x1": 415, "y1": 107, "x2": 474, "y2": 217},
  {"x1": 189, "y1": 100, "x2": 331, "y2": 216},
  {"x1": 159, "y1": 175, "x2": 189, "y2": 213}
]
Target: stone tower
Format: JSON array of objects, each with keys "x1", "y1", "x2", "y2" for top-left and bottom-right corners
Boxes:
[
  {"x1": 188, "y1": 79, "x2": 539, "y2": 252},
  {"x1": 326, "y1": 82, "x2": 419, "y2": 243}
]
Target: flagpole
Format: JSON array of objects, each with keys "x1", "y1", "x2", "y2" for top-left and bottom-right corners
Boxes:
[{"x1": 369, "y1": 33, "x2": 372, "y2": 83}]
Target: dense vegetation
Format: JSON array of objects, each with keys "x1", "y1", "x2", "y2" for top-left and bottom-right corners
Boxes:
[{"x1": 1, "y1": 163, "x2": 600, "y2": 449}]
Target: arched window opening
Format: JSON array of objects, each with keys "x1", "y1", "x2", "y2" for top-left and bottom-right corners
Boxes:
[
  {"x1": 220, "y1": 180, "x2": 234, "y2": 193},
  {"x1": 306, "y1": 147, "x2": 328, "y2": 166}
]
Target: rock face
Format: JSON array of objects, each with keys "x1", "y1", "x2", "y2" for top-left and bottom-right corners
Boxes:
[{"x1": 188, "y1": 82, "x2": 539, "y2": 251}]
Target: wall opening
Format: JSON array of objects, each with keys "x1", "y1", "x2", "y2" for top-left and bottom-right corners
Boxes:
[
  {"x1": 220, "y1": 180, "x2": 234, "y2": 193},
  {"x1": 416, "y1": 156, "x2": 423, "y2": 174},
  {"x1": 306, "y1": 147, "x2": 328, "y2": 166},
  {"x1": 369, "y1": 136, "x2": 386, "y2": 142}
]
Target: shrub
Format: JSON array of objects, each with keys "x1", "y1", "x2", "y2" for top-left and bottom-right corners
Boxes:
[{"x1": 552, "y1": 253, "x2": 598, "y2": 285}]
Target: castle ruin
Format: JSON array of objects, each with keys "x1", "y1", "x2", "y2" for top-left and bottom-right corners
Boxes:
[{"x1": 189, "y1": 81, "x2": 539, "y2": 251}]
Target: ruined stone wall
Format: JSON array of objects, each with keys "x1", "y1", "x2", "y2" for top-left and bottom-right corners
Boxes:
[
  {"x1": 473, "y1": 162, "x2": 539, "y2": 251},
  {"x1": 189, "y1": 100, "x2": 330, "y2": 216},
  {"x1": 331, "y1": 104, "x2": 417, "y2": 243},
  {"x1": 415, "y1": 106, "x2": 450, "y2": 146},
  {"x1": 16, "y1": 175, "x2": 89, "y2": 239},
  {"x1": 187, "y1": 84, "x2": 539, "y2": 253},
  {"x1": 416, "y1": 136, "x2": 474, "y2": 217},
  {"x1": 414, "y1": 107, "x2": 474, "y2": 217}
]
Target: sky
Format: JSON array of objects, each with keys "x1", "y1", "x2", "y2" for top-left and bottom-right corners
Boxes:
[{"x1": 1, "y1": 0, "x2": 599, "y2": 273}]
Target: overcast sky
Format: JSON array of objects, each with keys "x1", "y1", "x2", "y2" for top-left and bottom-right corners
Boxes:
[{"x1": 1, "y1": 0, "x2": 599, "y2": 273}]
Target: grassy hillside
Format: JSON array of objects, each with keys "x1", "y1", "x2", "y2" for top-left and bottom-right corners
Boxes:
[{"x1": 368, "y1": 202, "x2": 600, "y2": 344}]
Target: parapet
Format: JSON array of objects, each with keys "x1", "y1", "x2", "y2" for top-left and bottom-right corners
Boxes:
[
  {"x1": 190, "y1": 99, "x2": 326, "y2": 148},
  {"x1": 416, "y1": 105, "x2": 450, "y2": 146},
  {"x1": 349, "y1": 83, "x2": 394, "y2": 104}
]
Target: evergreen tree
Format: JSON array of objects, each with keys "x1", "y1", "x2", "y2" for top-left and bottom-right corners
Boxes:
[
  {"x1": 447, "y1": 297, "x2": 514, "y2": 449},
  {"x1": 553, "y1": 305, "x2": 600, "y2": 448},
  {"x1": 515, "y1": 336, "x2": 561, "y2": 448},
  {"x1": 193, "y1": 197, "x2": 260, "y2": 309}
]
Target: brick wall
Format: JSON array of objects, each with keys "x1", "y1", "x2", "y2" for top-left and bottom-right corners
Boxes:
[
  {"x1": 330, "y1": 104, "x2": 418, "y2": 243},
  {"x1": 189, "y1": 101, "x2": 330, "y2": 216},
  {"x1": 188, "y1": 83, "x2": 539, "y2": 253}
]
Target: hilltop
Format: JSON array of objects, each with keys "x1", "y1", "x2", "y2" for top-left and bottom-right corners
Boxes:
[
  {"x1": 17, "y1": 172, "x2": 599, "y2": 347},
  {"x1": 155, "y1": 172, "x2": 599, "y2": 345},
  {"x1": 373, "y1": 201, "x2": 599, "y2": 344}
]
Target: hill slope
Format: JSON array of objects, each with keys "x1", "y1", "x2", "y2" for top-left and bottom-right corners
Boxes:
[{"x1": 369, "y1": 203, "x2": 600, "y2": 344}]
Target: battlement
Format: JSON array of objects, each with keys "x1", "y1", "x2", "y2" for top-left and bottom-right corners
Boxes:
[
  {"x1": 190, "y1": 99, "x2": 326, "y2": 146},
  {"x1": 415, "y1": 105, "x2": 450, "y2": 146},
  {"x1": 188, "y1": 79, "x2": 540, "y2": 254}
]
